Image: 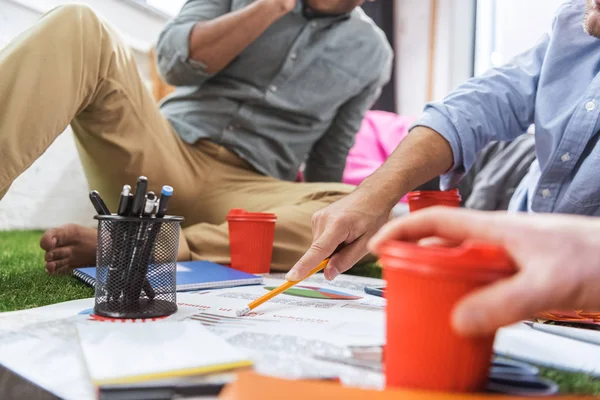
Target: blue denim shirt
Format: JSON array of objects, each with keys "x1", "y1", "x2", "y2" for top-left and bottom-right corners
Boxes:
[{"x1": 415, "y1": 0, "x2": 600, "y2": 215}]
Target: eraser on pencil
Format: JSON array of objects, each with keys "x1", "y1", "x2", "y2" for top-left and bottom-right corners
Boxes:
[
  {"x1": 236, "y1": 306, "x2": 250, "y2": 317},
  {"x1": 161, "y1": 185, "x2": 173, "y2": 197}
]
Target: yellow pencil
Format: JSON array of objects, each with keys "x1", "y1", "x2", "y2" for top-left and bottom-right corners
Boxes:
[{"x1": 236, "y1": 258, "x2": 330, "y2": 317}]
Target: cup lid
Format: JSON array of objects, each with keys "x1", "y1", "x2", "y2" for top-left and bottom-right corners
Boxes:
[
  {"x1": 227, "y1": 209, "x2": 277, "y2": 222},
  {"x1": 379, "y1": 240, "x2": 515, "y2": 279},
  {"x1": 407, "y1": 189, "x2": 461, "y2": 200}
]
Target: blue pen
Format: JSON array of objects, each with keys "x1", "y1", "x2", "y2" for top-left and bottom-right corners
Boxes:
[{"x1": 156, "y1": 185, "x2": 173, "y2": 218}]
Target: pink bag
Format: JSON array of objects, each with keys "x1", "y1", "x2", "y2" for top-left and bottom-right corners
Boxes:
[{"x1": 343, "y1": 111, "x2": 416, "y2": 202}]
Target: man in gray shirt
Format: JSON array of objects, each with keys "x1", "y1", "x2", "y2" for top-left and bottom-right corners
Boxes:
[{"x1": 0, "y1": 0, "x2": 391, "y2": 273}]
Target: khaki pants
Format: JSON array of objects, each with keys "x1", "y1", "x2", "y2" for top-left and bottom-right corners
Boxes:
[{"x1": 0, "y1": 5, "x2": 354, "y2": 270}]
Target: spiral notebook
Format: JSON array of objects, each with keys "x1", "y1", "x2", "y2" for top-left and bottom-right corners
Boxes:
[{"x1": 72, "y1": 260, "x2": 263, "y2": 291}]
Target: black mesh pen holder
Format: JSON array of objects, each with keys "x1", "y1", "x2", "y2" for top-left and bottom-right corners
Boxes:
[{"x1": 93, "y1": 214, "x2": 184, "y2": 319}]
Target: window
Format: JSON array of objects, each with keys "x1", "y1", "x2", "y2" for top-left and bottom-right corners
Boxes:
[
  {"x1": 145, "y1": 0, "x2": 187, "y2": 16},
  {"x1": 474, "y1": 0, "x2": 564, "y2": 76},
  {"x1": 130, "y1": 0, "x2": 186, "y2": 17}
]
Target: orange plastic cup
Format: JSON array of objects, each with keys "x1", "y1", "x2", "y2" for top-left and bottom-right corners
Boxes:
[
  {"x1": 227, "y1": 209, "x2": 277, "y2": 274},
  {"x1": 379, "y1": 240, "x2": 515, "y2": 392},
  {"x1": 407, "y1": 189, "x2": 461, "y2": 212}
]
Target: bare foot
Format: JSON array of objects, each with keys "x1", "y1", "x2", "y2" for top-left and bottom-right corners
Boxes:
[{"x1": 40, "y1": 224, "x2": 97, "y2": 275}]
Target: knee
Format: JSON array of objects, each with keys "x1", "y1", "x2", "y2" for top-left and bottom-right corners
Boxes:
[{"x1": 46, "y1": 4, "x2": 100, "y2": 26}]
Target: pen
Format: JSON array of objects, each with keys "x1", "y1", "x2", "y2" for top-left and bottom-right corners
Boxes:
[
  {"x1": 89, "y1": 190, "x2": 115, "y2": 301},
  {"x1": 236, "y1": 258, "x2": 330, "y2": 316},
  {"x1": 138, "y1": 192, "x2": 158, "y2": 299},
  {"x1": 117, "y1": 185, "x2": 132, "y2": 216},
  {"x1": 130, "y1": 176, "x2": 148, "y2": 217},
  {"x1": 89, "y1": 190, "x2": 111, "y2": 215},
  {"x1": 124, "y1": 176, "x2": 149, "y2": 305},
  {"x1": 142, "y1": 192, "x2": 157, "y2": 217},
  {"x1": 155, "y1": 185, "x2": 173, "y2": 218},
  {"x1": 524, "y1": 321, "x2": 600, "y2": 346},
  {"x1": 112, "y1": 185, "x2": 135, "y2": 303}
]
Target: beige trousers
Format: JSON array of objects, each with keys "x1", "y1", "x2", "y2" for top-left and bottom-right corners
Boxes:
[{"x1": 0, "y1": 5, "x2": 354, "y2": 271}]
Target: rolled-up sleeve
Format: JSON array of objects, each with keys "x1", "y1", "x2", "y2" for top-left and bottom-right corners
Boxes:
[
  {"x1": 304, "y1": 49, "x2": 393, "y2": 183},
  {"x1": 156, "y1": 0, "x2": 230, "y2": 86},
  {"x1": 413, "y1": 34, "x2": 550, "y2": 189}
]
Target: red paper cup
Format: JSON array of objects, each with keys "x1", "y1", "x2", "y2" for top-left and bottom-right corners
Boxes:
[
  {"x1": 407, "y1": 189, "x2": 461, "y2": 212},
  {"x1": 380, "y1": 240, "x2": 515, "y2": 392},
  {"x1": 227, "y1": 209, "x2": 277, "y2": 274}
]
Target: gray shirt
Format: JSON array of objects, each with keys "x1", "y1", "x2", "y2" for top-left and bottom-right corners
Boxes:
[{"x1": 156, "y1": 0, "x2": 392, "y2": 182}]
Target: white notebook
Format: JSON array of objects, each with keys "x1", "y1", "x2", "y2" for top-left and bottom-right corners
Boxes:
[{"x1": 76, "y1": 321, "x2": 252, "y2": 385}]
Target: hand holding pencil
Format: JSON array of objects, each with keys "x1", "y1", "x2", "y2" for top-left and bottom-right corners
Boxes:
[{"x1": 236, "y1": 258, "x2": 330, "y2": 317}]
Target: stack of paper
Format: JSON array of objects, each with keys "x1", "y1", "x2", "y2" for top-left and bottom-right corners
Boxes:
[{"x1": 76, "y1": 321, "x2": 252, "y2": 385}]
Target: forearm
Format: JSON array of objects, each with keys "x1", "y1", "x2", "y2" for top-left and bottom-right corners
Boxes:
[
  {"x1": 189, "y1": 0, "x2": 291, "y2": 74},
  {"x1": 357, "y1": 126, "x2": 454, "y2": 208}
]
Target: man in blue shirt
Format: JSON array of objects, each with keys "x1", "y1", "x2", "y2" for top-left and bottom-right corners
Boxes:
[{"x1": 288, "y1": 0, "x2": 600, "y2": 281}]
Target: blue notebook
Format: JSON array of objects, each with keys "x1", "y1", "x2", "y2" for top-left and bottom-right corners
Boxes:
[{"x1": 72, "y1": 260, "x2": 263, "y2": 292}]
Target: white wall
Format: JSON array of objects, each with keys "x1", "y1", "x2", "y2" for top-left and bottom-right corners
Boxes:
[
  {"x1": 0, "y1": 0, "x2": 172, "y2": 230},
  {"x1": 475, "y1": 0, "x2": 565, "y2": 75},
  {"x1": 396, "y1": 0, "x2": 567, "y2": 116},
  {"x1": 395, "y1": 0, "x2": 476, "y2": 116}
]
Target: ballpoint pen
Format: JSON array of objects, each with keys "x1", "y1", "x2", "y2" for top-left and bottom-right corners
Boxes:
[
  {"x1": 89, "y1": 190, "x2": 111, "y2": 215},
  {"x1": 138, "y1": 192, "x2": 158, "y2": 299},
  {"x1": 117, "y1": 185, "x2": 132, "y2": 216},
  {"x1": 142, "y1": 192, "x2": 157, "y2": 217},
  {"x1": 109, "y1": 185, "x2": 134, "y2": 303},
  {"x1": 130, "y1": 176, "x2": 148, "y2": 217},
  {"x1": 89, "y1": 190, "x2": 118, "y2": 302}
]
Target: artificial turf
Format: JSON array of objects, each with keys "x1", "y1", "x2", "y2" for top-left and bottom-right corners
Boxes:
[{"x1": 1, "y1": 229, "x2": 599, "y2": 395}]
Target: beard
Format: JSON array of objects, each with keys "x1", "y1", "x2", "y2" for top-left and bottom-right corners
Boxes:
[
  {"x1": 304, "y1": 0, "x2": 364, "y2": 14},
  {"x1": 584, "y1": 0, "x2": 600, "y2": 38}
]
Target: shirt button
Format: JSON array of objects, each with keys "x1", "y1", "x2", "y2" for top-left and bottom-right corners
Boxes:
[
  {"x1": 541, "y1": 189, "x2": 551, "y2": 198},
  {"x1": 290, "y1": 52, "x2": 298, "y2": 61},
  {"x1": 269, "y1": 85, "x2": 278, "y2": 92},
  {"x1": 310, "y1": 21, "x2": 318, "y2": 28},
  {"x1": 561, "y1": 153, "x2": 571, "y2": 162},
  {"x1": 585, "y1": 100, "x2": 596, "y2": 112}
]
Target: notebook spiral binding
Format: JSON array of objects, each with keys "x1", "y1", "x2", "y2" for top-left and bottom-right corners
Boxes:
[{"x1": 73, "y1": 269, "x2": 96, "y2": 287}]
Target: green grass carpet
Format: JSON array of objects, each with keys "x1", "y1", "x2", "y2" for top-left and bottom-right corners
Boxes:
[
  {"x1": 1, "y1": 230, "x2": 600, "y2": 394},
  {"x1": 0, "y1": 230, "x2": 93, "y2": 312}
]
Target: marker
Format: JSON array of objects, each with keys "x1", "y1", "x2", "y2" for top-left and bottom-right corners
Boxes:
[
  {"x1": 117, "y1": 185, "x2": 132, "y2": 216},
  {"x1": 89, "y1": 190, "x2": 111, "y2": 215},
  {"x1": 142, "y1": 192, "x2": 157, "y2": 217},
  {"x1": 155, "y1": 185, "x2": 173, "y2": 218},
  {"x1": 130, "y1": 176, "x2": 148, "y2": 217}
]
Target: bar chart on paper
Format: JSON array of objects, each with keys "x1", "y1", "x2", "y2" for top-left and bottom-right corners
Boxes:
[{"x1": 191, "y1": 312, "x2": 277, "y2": 329}]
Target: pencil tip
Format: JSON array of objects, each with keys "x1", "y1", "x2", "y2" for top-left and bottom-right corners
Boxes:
[{"x1": 236, "y1": 307, "x2": 251, "y2": 317}]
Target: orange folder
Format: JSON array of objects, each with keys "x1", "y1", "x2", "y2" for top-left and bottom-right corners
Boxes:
[{"x1": 218, "y1": 372, "x2": 586, "y2": 400}]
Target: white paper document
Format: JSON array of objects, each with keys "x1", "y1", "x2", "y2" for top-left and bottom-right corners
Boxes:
[
  {"x1": 0, "y1": 299, "x2": 201, "y2": 399},
  {"x1": 76, "y1": 321, "x2": 251, "y2": 384}
]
